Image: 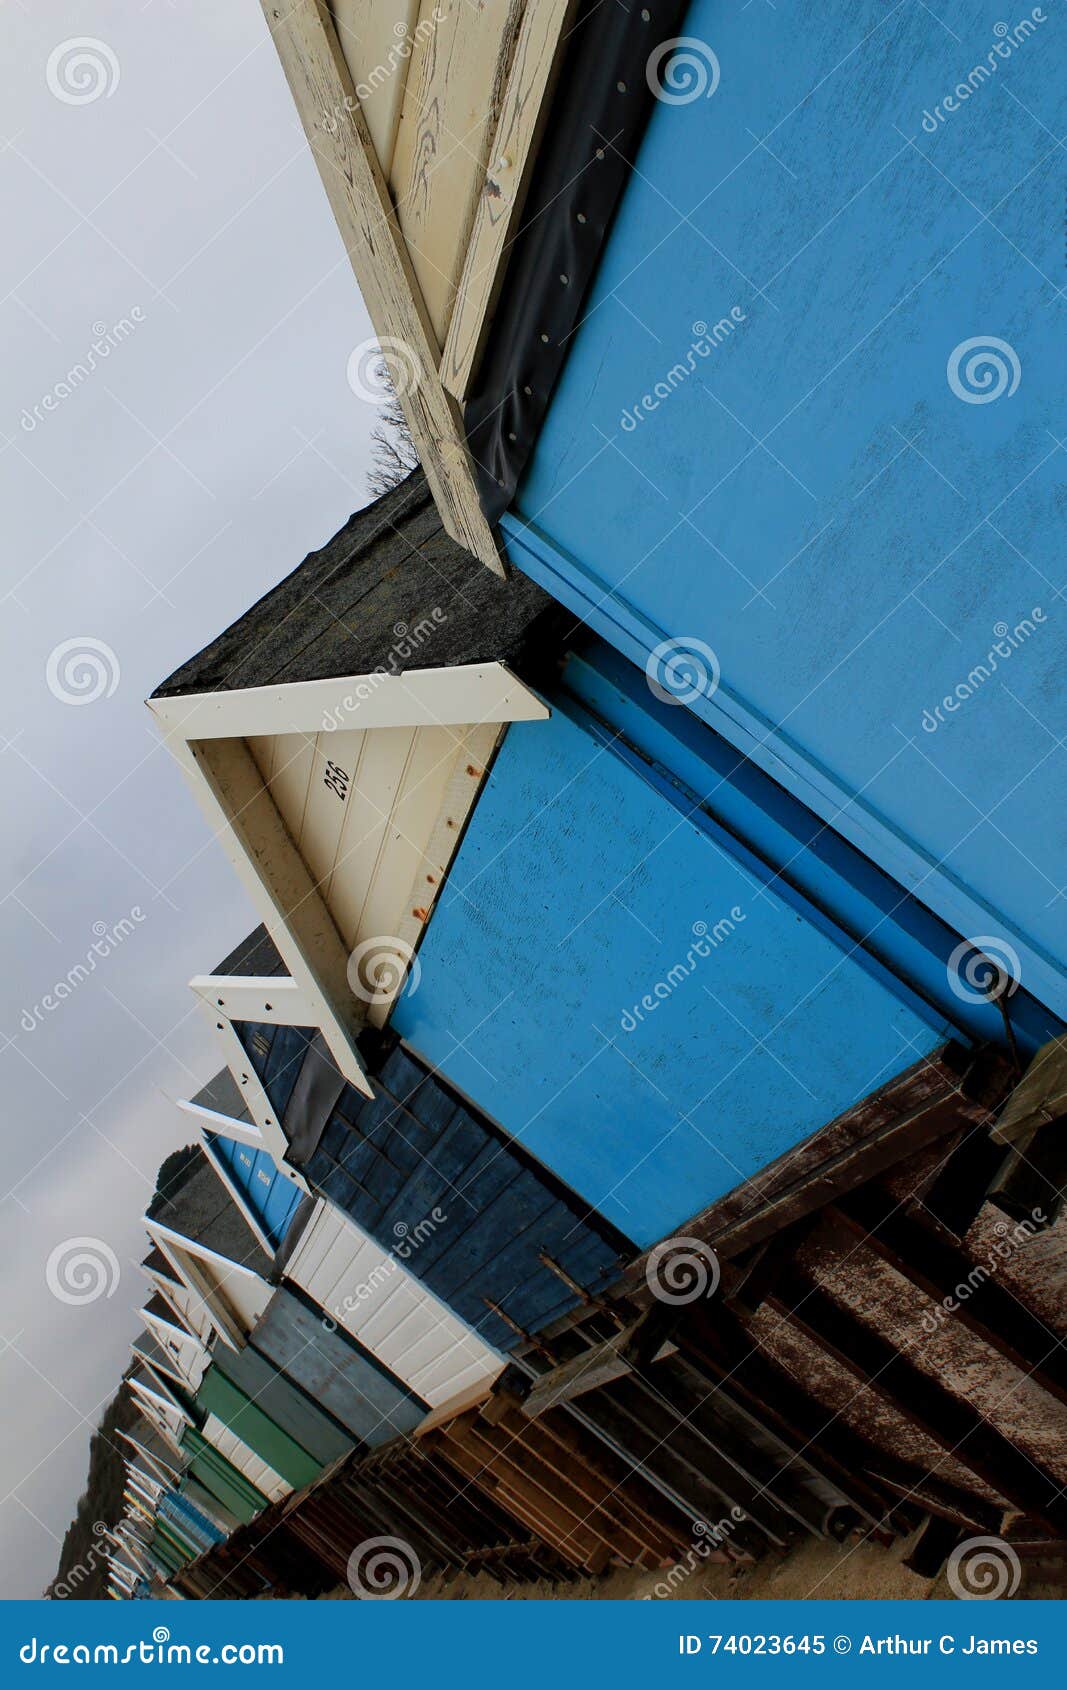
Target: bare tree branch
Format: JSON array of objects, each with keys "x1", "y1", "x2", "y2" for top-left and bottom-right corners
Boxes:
[{"x1": 365, "y1": 356, "x2": 419, "y2": 498}]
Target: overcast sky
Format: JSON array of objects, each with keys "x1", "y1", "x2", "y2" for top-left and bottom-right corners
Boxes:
[{"x1": 0, "y1": 0, "x2": 378, "y2": 1596}]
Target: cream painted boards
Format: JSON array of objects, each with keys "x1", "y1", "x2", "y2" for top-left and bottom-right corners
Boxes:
[{"x1": 150, "y1": 667, "x2": 546, "y2": 1088}]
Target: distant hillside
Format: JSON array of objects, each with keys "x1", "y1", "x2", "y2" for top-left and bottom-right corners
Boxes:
[{"x1": 46, "y1": 1381, "x2": 141, "y2": 1599}]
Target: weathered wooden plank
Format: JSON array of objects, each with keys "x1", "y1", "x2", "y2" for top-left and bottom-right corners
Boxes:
[
  {"x1": 830, "y1": 1187, "x2": 1067, "y2": 1407},
  {"x1": 259, "y1": 0, "x2": 504, "y2": 575},
  {"x1": 328, "y1": 1, "x2": 420, "y2": 171},
  {"x1": 390, "y1": 0, "x2": 524, "y2": 346},
  {"x1": 441, "y1": 0, "x2": 577, "y2": 398},
  {"x1": 674, "y1": 1312, "x2": 912, "y2": 1528},
  {"x1": 769, "y1": 1271, "x2": 1067, "y2": 1536},
  {"x1": 521, "y1": 1322, "x2": 677, "y2": 1420}
]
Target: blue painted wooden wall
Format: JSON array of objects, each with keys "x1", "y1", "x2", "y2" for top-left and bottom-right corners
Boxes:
[
  {"x1": 505, "y1": 0, "x2": 1067, "y2": 1020},
  {"x1": 390, "y1": 660, "x2": 958, "y2": 1245}
]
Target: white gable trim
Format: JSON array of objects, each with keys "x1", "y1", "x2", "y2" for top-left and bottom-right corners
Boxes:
[
  {"x1": 189, "y1": 974, "x2": 313, "y2": 1027},
  {"x1": 145, "y1": 1218, "x2": 266, "y2": 1352},
  {"x1": 194, "y1": 1002, "x2": 311, "y2": 1183},
  {"x1": 149, "y1": 664, "x2": 547, "y2": 741},
  {"x1": 148, "y1": 667, "x2": 549, "y2": 1086},
  {"x1": 176, "y1": 1094, "x2": 265, "y2": 1151}
]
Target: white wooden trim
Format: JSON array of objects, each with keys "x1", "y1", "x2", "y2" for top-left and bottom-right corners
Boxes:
[
  {"x1": 378, "y1": 718, "x2": 501, "y2": 1025},
  {"x1": 189, "y1": 974, "x2": 314, "y2": 1027},
  {"x1": 140, "y1": 1308, "x2": 212, "y2": 1374},
  {"x1": 118, "y1": 1431, "x2": 182, "y2": 1486},
  {"x1": 176, "y1": 1094, "x2": 265, "y2": 1151},
  {"x1": 148, "y1": 664, "x2": 548, "y2": 741},
  {"x1": 257, "y1": 0, "x2": 504, "y2": 576},
  {"x1": 144, "y1": 1219, "x2": 264, "y2": 1352},
  {"x1": 143, "y1": 1270, "x2": 211, "y2": 1349},
  {"x1": 199, "y1": 1003, "x2": 314, "y2": 1183},
  {"x1": 129, "y1": 1376, "x2": 191, "y2": 1426},
  {"x1": 131, "y1": 1340, "x2": 187, "y2": 1392},
  {"x1": 442, "y1": 0, "x2": 578, "y2": 398},
  {"x1": 163, "y1": 730, "x2": 373, "y2": 1098},
  {"x1": 145, "y1": 1217, "x2": 267, "y2": 1288}
]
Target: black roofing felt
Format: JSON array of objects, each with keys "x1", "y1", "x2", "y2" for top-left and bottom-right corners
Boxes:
[
  {"x1": 212, "y1": 924, "x2": 286, "y2": 980},
  {"x1": 150, "y1": 1149, "x2": 271, "y2": 1281},
  {"x1": 152, "y1": 470, "x2": 565, "y2": 699}
]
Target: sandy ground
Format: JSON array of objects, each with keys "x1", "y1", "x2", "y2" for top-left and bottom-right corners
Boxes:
[{"x1": 320, "y1": 1528, "x2": 1066, "y2": 1602}]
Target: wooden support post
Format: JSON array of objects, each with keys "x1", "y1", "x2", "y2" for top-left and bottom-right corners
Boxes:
[
  {"x1": 259, "y1": 0, "x2": 504, "y2": 576},
  {"x1": 830, "y1": 1186, "x2": 1067, "y2": 1408},
  {"x1": 769, "y1": 1271, "x2": 1067, "y2": 1536}
]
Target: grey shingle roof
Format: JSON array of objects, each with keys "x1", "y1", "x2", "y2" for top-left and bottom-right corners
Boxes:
[{"x1": 151, "y1": 470, "x2": 564, "y2": 698}]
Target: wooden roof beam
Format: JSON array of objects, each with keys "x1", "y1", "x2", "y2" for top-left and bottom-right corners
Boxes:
[{"x1": 259, "y1": 0, "x2": 505, "y2": 576}]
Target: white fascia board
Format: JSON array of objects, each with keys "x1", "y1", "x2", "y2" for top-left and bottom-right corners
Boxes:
[
  {"x1": 148, "y1": 664, "x2": 549, "y2": 741},
  {"x1": 195, "y1": 1002, "x2": 310, "y2": 1191},
  {"x1": 189, "y1": 974, "x2": 313, "y2": 1027},
  {"x1": 147, "y1": 670, "x2": 549, "y2": 1097},
  {"x1": 144, "y1": 1271, "x2": 206, "y2": 1343},
  {"x1": 129, "y1": 1378, "x2": 190, "y2": 1426},
  {"x1": 140, "y1": 1315, "x2": 209, "y2": 1384},
  {"x1": 175, "y1": 1096, "x2": 264, "y2": 1151},
  {"x1": 145, "y1": 1217, "x2": 265, "y2": 1288},
  {"x1": 140, "y1": 1304, "x2": 207, "y2": 1357},
  {"x1": 144, "y1": 1219, "x2": 259, "y2": 1351},
  {"x1": 132, "y1": 1342, "x2": 185, "y2": 1390}
]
